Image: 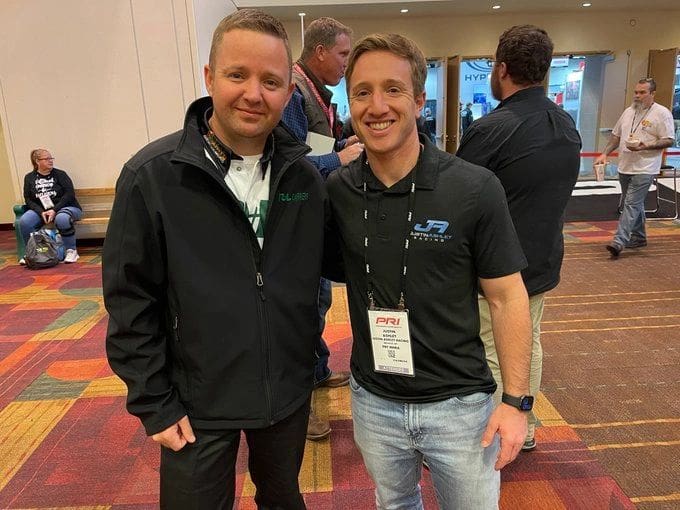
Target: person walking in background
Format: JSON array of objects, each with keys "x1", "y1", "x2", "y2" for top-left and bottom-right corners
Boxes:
[
  {"x1": 457, "y1": 25, "x2": 581, "y2": 451},
  {"x1": 20, "y1": 148, "x2": 82, "y2": 264},
  {"x1": 103, "y1": 10, "x2": 325, "y2": 509},
  {"x1": 281, "y1": 16, "x2": 362, "y2": 441},
  {"x1": 595, "y1": 77, "x2": 675, "y2": 257},
  {"x1": 325, "y1": 33, "x2": 533, "y2": 508},
  {"x1": 460, "y1": 102, "x2": 474, "y2": 133}
]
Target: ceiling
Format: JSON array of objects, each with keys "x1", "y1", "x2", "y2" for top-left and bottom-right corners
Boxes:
[{"x1": 233, "y1": 0, "x2": 680, "y2": 22}]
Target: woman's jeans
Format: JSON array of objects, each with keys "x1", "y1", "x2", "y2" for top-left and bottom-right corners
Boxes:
[
  {"x1": 350, "y1": 375, "x2": 500, "y2": 509},
  {"x1": 19, "y1": 206, "x2": 82, "y2": 251}
]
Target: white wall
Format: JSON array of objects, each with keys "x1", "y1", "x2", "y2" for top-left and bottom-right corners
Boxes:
[
  {"x1": 193, "y1": 0, "x2": 239, "y2": 96},
  {"x1": 0, "y1": 0, "x2": 236, "y2": 224}
]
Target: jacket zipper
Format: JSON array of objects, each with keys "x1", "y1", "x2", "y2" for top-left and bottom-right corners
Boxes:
[
  {"x1": 179, "y1": 146, "x2": 304, "y2": 424},
  {"x1": 255, "y1": 272, "x2": 274, "y2": 424}
]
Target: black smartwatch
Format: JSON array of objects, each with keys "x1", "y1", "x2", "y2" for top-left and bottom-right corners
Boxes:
[{"x1": 501, "y1": 393, "x2": 534, "y2": 411}]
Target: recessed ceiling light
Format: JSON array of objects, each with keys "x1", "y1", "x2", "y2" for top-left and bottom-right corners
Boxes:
[
  {"x1": 401, "y1": 8, "x2": 409, "y2": 13},
  {"x1": 492, "y1": 5, "x2": 501, "y2": 9},
  {"x1": 582, "y1": 2, "x2": 592, "y2": 6}
]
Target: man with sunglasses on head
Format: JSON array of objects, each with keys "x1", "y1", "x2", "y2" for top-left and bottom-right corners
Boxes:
[{"x1": 595, "y1": 77, "x2": 674, "y2": 257}]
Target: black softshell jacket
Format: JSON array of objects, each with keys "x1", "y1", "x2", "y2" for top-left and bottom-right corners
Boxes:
[{"x1": 103, "y1": 97, "x2": 326, "y2": 435}]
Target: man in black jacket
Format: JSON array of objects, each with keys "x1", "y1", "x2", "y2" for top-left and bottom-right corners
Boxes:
[
  {"x1": 103, "y1": 10, "x2": 324, "y2": 510},
  {"x1": 457, "y1": 25, "x2": 581, "y2": 451}
]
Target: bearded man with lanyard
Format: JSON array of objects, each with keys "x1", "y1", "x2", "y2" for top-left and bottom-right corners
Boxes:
[
  {"x1": 325, "y1": 33, "x2": 533, "y2": 509},
  {"x1": 595, "y1": 77, "x2": 675, "y2": 257}
]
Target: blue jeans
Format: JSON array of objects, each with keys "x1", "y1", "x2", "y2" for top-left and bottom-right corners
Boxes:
[
  {"x1": 19, "y1": 206, "x2": 82, "y2": 251},
  {"x1": 314, "y1": 277, "x2": 333, "y2": 384},
  {"x1": 350, "y1": 376, "x2": 500, "y2": 509},
  {"x1": 614, "y1": 173, "x2": 655, "y2": 246}
]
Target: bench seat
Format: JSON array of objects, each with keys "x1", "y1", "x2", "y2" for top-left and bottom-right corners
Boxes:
[{"x1": 12, "y1": 187, "x2": 114, "y2": 260}]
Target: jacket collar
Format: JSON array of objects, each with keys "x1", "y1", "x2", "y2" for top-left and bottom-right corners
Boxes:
[{"x1": 171, "y1": 97, "x2": 310, "y2": 180}]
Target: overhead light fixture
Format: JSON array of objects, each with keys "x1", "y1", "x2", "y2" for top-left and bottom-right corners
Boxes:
[
  {"x1": 582, "y1": 2, "x2": 592, "y2": 6},
  {"x1": 401, "y1": 8, "x2": 409, "y2": 13},
  {"x1": 492, "y1": 5, "x2": 501, "y2": 9}
]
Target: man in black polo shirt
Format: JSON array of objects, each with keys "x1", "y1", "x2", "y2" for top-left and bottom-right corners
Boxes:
[
  {"x1": 457, "y1": 25, "x2": 581, "y2": 452},
  {"x1": 326, "y1": 33, "x2": 533, "y2": 508}
]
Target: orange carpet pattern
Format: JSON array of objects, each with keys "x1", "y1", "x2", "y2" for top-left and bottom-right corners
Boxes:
[{"x1": 0, "y1": 221, "x2": 677, "y2": 508}]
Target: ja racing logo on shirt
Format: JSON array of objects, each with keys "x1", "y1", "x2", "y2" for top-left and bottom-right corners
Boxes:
[{"x1": 410, "y1": 219, "x2": 453, "y2": 243}]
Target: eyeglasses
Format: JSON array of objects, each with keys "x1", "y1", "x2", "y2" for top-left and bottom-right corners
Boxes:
[{"x1": 37, "y1": 157, "x2": 55, "y2": 161}]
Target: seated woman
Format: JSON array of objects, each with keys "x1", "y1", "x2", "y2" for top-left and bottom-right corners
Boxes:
[{"x1": 19, "y1": 148, "x2": 82, "y2": 264}]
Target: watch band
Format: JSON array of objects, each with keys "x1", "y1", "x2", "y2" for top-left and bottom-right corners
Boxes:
[{"x1": 501, "y1": 392, "x2": 534, "y2": 411}]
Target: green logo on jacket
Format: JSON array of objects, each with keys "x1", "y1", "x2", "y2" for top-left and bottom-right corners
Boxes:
[{"x1": 278, "y1": 192, "x2": 309, "y2": 202}]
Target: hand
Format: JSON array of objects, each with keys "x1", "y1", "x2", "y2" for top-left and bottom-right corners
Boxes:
[
  {"x1": 345, "y1": 135, "x2": 361, "y2": 146},
  {"x1": 481, "y1": 403, "x2": 527, "y2": 470},
  {"x1": 41, "y1": 210, "x2": 56, "y2": 224},
  {"x1": 593, "y1": 154, "x2": 607, "y2": 166},
  {"x1": 628, "y1": 141, "x2": 647, "y2": 151},
  {"x1": 338, "y1": 143, "x2": 364, "y2": 166},
  {"x1": 151, "y1": 415, "x2": 196, "y2": 451}
]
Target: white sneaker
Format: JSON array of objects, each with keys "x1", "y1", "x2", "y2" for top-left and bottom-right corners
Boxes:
[
  {"x1": 19, "y1": 257, "x2": 26, "y2": 265},
  {"x1": 64, "y1": 249, "x2": 79, "y2": 263}
]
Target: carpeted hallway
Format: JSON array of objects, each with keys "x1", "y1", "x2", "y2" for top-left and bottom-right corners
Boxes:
[{"x1": 0, "y1": 221, "x2": 678, "y2": 509}]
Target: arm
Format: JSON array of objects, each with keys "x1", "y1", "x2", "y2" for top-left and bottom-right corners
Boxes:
[
  {"x1": 479, "y1": 272, "x2": 532, "y2": 470},
  {"x1": 103, "y1": 165, "x2": 192, "y2": 449},
  {"x1": 53, "y1": 170, "x2": 77, "y2": 211},
  {"x1": 281, "y1": 89, "x2": 361, "y2": 178},
  {"x1": 456, "y1": 125, "x2": 491, "y2": 169},
  {"x1": 321, "y1": 183, "x2": 345, "y2": 283},
  {"x1": 636, "y1": 108, "x2": 678, "y2": 152},
  {"x1": 631, "y1": 137, "x2": 674, "y2": 152},
  {"x1": 594, "y1": 134, "x2": 621, "y2": 164},
  {"x1": 23, "y1": 172, "x2": 44, "y2": 215}
]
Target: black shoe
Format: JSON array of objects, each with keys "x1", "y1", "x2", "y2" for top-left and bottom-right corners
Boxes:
[
  {"x1": 626, "y1": 238, "x2": 647, "y2": 249},
  {"x1": 606, "y1": 243, "x2": 622, "y2": 257},
  {"x1": 521, "y1": 438, "x2": 536, "y2": 451}
]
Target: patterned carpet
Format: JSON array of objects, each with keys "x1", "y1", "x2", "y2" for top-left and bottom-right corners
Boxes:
[{"x1": 0, "y1": 221, "x2": 678, "y2": 509}]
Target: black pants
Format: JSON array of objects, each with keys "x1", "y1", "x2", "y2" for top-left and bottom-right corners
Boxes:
[{"x1": 160, "y1": 399, "x2": 310, "y2": 510}]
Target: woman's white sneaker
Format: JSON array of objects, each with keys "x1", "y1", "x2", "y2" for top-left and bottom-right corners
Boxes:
[{"x1": 64, "y1": 249, "x2": 79, "y2": 263}]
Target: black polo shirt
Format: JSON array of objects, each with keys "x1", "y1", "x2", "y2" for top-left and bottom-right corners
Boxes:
[
  {"x1": 457, "y1": 86, "x2": 581, "y2": 296},
  {"x1": 326, "y1": 137, "x2": 527, "y2": 402}
]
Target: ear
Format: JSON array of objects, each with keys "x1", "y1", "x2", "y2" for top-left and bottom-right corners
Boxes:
[
  {"x1": 204, "y1": 64, "x2": 214, "y2": 96},
  {"x1": 414, "y1": 91, "x2": 426, "y2": 116},
  {"x1": 314, "y1": 44, "x2": 326, "y2": 61},
  {"x1": 497, "y1": 61, "x2": 509, "y2": 81}
]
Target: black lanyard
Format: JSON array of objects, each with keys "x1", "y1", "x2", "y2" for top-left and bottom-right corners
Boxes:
[
  {"x1": 362, "y1": 156, "x2": 419, "y2": 311},
  {"x1": 630, "y1": 105, "x2": 652, "y2": 136}
]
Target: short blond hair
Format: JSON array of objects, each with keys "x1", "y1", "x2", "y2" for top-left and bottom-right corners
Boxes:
[
  {"x1": 345, "y1": 33, "x2": 426, "y2": 97},
  {"x1": 208, "y1": 9, "x2": 292, "y2": 77}
]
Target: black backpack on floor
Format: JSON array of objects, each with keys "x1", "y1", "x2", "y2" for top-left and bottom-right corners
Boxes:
[{"x1": 25, "y1": 229, "x2": 63, "y2": 269}]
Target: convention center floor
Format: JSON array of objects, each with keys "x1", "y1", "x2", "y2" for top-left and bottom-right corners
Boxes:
[{"x1": 0, "y1": 221, "x2": 678, "y2": 509}]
